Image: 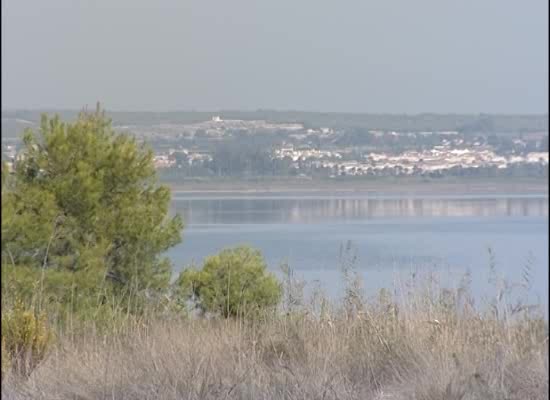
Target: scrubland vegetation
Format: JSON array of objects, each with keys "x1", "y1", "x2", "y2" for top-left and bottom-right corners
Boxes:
[
  {"x1": 2, "y1": 263, "x2": 547, "y2": 400},
  {"x1": 1, "y1": 109, "x2": 547, "y2": 399}
]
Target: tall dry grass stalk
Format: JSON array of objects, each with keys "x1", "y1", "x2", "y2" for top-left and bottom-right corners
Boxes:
[
  {"x1": 2, "y1": 262, "x2": 548, "y2": 400},
  {"x1": 2, "y1": 306, "x2": 547, "y2": 399},
  {"x1": 2, "y1": 245, "x2": 548, "y2": 399}
]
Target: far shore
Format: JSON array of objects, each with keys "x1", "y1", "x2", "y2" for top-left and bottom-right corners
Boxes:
[{"x1": 165, "y1": 177, "x2": 548, "y2": 196}]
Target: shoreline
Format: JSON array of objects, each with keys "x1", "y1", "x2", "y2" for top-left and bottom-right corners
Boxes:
[{"x1": 165, "y1": 178, "x2": 549, "y2": 196}]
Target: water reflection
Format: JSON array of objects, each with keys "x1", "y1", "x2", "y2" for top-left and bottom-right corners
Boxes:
[
  {"x1": 167, "y1": 194, "x2": 548, "y2": 313},
  {"x1": 172, "y1": 196, "x2": 548, "y2": 224}
]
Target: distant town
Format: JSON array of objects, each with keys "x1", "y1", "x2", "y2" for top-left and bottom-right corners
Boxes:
[{"x1": 2, "y1": 112, "x2": 548, "y2": 181}]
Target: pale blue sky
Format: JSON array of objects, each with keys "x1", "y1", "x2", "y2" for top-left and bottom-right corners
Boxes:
[{"x1": 2, "y1": 0, "x2": 548, "y2": 113}]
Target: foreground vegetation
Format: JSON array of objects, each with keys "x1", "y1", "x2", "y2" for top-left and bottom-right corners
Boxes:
[
  {"x1": 2, "y1": 109, "x2": 547, "y2": 399},
  {"x1": 2, "y1": 266, "x2": 548, "y2": 400}
]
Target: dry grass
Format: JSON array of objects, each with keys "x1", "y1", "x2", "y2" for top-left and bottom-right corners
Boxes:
[
  {"x1": 2, "y1": 246, "x2": 548, "y2": 399},
  {"x1": 2, "y1": 284, "x2": 548, "y2": 400}
]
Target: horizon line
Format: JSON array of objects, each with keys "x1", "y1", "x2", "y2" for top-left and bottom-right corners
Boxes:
[{"x1": 1, "y1": 107, "x2": 548, "y2": 117}]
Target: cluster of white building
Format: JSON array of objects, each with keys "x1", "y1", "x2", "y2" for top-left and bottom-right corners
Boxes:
[
  {"x1": 2, "y1": 145, "x2": 18, "y2": 172},
  {"x1": 153, "y1": 148, "x2": 212, "y2": 169},
  {"x1": 275, "y1": 145, "x2": 549, "y2": 176},
  {"x1": 152, "y1": 154, "x2": 175, "y2": 169},
  {"x1": 153, "y1": 142, "x2": 549, "y2": 175},
  {"x1": 363, "y1": 149, "x2": 547, "y2": 174},
  {"x1": 274, "y1": 147, "x2": 342, "y2": 161}
]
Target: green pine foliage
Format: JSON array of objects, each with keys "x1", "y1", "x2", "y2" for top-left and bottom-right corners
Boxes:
[
  {"x1": 1, "y1": 105, "x2": 183, "y2": 315},
  {"x1": 176, "y1": 246, "x2": 282, "y2": 318}
]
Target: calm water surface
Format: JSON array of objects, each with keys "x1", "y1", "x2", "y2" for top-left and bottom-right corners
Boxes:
[{"x1": 167, "y1": 193, "x2": 548, "y2": 308}]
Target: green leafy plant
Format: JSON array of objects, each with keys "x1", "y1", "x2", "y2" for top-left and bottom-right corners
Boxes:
[{"x1": 176, "y1": 246, "x2": 282, "y2": 317}]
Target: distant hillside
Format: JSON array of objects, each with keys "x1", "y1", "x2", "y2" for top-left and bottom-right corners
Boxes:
[{"x1": 2, "y1": 110, "x2": 548, "y2": 135}]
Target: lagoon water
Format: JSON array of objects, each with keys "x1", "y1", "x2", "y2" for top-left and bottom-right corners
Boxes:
[{"x1": 167, "y1": 193, "x2": 548, "y2": 309}]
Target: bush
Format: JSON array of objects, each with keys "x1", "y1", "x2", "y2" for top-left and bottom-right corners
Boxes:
[
  {"x1": 1, "y1": 301, "x2": 53, "y2": 377},
  {"x1": 176, "y1": 246, "x2": 282, "y2": 317}
]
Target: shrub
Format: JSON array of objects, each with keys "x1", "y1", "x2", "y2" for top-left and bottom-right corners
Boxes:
[
  {"x1": 1, "y1": 301, "x2": 53, "y2": 377},
  {"x1": 176, "y1": 246, "x2": 282, "y2": 317}
]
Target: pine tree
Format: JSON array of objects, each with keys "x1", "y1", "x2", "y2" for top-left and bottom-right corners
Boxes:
[{"x1": 2, "y1": 105, "x2": 183, "y2": 297}]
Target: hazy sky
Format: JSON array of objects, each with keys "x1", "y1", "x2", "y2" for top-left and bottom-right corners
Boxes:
[{"x1": 2, "y1": 0, "x2": 548, "y2": 113}]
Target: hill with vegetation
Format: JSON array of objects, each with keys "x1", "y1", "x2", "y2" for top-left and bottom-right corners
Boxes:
[{"x1": 3, "y1": 109, "x2": 548, "y2": 136}]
